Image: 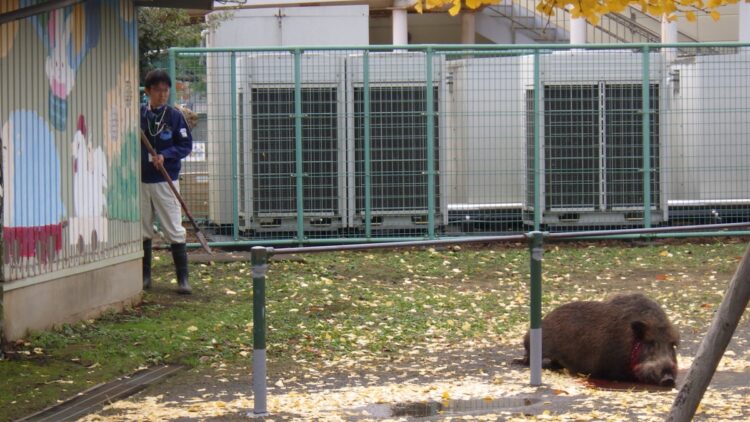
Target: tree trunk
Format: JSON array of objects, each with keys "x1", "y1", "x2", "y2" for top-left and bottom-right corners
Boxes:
[{"x1": 667, "y1": 242, "x2": 750, "y2": 421}]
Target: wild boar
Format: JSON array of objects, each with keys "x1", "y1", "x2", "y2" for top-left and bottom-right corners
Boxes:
[{"x1": 523, "y1": 293, "x2": 679, "y2": 386}]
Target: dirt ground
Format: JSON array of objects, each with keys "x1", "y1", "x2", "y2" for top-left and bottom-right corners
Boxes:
[
  {"x1": 80, "y1": 320, "x2": 750, "y2": 421},
  {"x1": 81, "y1": 255, "x2": 750, "y2": 421}
]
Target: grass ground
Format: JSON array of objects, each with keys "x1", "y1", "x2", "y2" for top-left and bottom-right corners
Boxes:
[{"x1": 2, "y1": 237, "x2": 749, "y2": 421}]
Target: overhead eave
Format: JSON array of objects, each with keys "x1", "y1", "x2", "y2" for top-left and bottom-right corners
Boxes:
[
  {"x1": 1, "y1": 0, "x2": 214, "y2": 25},
  {"x1": 134, "y1": 0, "x2": 213, "y2": 10},
  {"x1": 0, "y1": 0, "x2": 83, "y2": 25}
]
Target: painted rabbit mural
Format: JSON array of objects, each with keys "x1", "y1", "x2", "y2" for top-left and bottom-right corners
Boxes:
[{"x1": 26, "y1": 0, "x2": 101, "y2": 131}]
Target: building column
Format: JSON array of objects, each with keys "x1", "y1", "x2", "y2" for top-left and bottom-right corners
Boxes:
[
  {"x1": 570, "y1": 17, "x2": 586, "y2": 44},
  {"x1": 392, "y1": 0, "x2": 410, "y2": 45},
  {"x1": 740, "y1": 1, "x2": 750, "y2": 43},
  {"x1": 661, "y1": 14, "x2": 678, "y2": 63},
  {"x1": 461, "y1": 11, "x2": 476, "y2": 44}
]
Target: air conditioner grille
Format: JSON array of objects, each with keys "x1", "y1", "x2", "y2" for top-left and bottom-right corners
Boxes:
[
  {"x1": 250, "y1": 87, "x2": 339, "y2": 214},
  {"x1": 353, "y1": 86, "x2": 440, "y2": 214}
]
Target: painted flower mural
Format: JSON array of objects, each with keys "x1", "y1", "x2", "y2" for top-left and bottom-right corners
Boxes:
[{"x1": 2, "y1": 110, "x2": 66, "y2": 264}]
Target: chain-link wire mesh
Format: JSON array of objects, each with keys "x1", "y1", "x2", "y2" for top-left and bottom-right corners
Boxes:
[{"x1": 169, "y1": 44, "x2": 750, "y2": 245}]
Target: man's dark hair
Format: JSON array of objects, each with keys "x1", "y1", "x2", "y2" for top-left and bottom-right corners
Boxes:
[{"x1": 144, "y1": 69, "x2": 172, "y2": 88}]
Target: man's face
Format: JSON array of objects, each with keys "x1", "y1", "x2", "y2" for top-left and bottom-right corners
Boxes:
[{"x1": 145, "y1": 82, "x2": 170, "y2": 108}]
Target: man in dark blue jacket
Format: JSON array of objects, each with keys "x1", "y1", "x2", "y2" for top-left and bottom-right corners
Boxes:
[{"x1": 140, "y1": 69, "x2": 193, "y2": 294}]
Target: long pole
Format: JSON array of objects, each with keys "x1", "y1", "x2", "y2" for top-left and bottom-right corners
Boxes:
[
  {"x1": 139, "y1": 130, "x2": 212, "y2": 254},
  {"x1": 293, "y1": 50, "x2": 305, "y2": 245},
  {"x1": 641, "y1": 46, "x2": 652, "y2": 228}
]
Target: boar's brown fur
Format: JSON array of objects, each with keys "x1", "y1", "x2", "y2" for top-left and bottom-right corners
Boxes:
[{"x1": 523, "y1": 293, "x2": 679, "y2": 386}]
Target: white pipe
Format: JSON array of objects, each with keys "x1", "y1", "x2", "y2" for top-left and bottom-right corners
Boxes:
[
  {"x1": 740, "y1": 1, "x2": 750, "y2": 43},
  {"x1": 461, "y1": 12, "x2": 476, "y2": 44},
  {"x1": 529, "y1": 328, "x2": 542, "y2": 386},
  {"x1": 392, "y1": 8, "x2": 408, "y2": 45},
  {"x1": 251, "y1": 349, "x2": 268, "y2": 416}
]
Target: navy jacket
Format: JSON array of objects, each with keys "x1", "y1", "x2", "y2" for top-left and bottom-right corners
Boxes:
[{"x1": 140, "y1": 104, "x2": 193, "y2": 183}]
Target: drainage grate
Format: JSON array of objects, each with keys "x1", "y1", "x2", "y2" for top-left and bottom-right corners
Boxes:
[
  {"x1": 356, "y1": 397, "x2": 541, "y2": 419},
  {"x1": 16, "y1": 365, "x2": 184, "y2": 422}
]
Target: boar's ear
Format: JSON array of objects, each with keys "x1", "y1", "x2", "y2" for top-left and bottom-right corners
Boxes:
[{"x1": 631, "y1": 321, "x2": 648, "y2": 340}]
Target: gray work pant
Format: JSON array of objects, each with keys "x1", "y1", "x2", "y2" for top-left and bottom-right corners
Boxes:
[{"x1": 141, "y1": 181, "x2": 186, "y2": 244}]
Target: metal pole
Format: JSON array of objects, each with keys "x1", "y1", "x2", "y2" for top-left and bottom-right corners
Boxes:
[
  {"x1": 293, "y1": 50, "x2": 305, "y2": 244},
  {"x1": 168, "y1": 49, "x2": 177, "y2": 107},
  {"x1": 231, "y1": 52, "x2": 240, "y2": 240},
  {"x1": 533, "y1": 51, "x2": 542, "y2": 231},
  {"x1": 642, "y1": 46, "x2": 652, "y2": 228},
  {"x1": 363, "y1": 51, "x2": 372, "y2": 238},
  {"x1": 250, "y1": 246, "x2": 270, "y2": 417},
  {"x1": 425, "y1": 47, "x2": 436, "y2": 239},
  {"x1": 528, "y1": 231, "x2": 544, "y2": 386}
]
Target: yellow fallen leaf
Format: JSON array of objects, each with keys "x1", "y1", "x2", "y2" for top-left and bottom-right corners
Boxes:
[{"x1": 187, "y1": 326, "x2": 198, "y2": 332}]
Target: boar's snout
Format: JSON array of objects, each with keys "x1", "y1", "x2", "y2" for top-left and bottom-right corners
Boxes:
[{"x1": 659, "y1": 372, "x2": 676, "y2": 387}]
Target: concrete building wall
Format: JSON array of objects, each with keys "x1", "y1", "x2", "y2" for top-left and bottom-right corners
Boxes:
[
  {"x1": 679, "y1": 4, "x2": 740, "y2": 41},
  {"x1": 3, "y1": 258, "x2": 141, "y2": 340}
]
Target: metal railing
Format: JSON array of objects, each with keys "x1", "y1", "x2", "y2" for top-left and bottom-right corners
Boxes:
[
  {"x1": 246, "y1": 218, "x2": 750, "y2": 414},
  {"x1": 167, "y1": 43, "x2": 750, "y2": 249},
  {"x1": 485, "y1": 1, "x2": 698, "y2": 44}
]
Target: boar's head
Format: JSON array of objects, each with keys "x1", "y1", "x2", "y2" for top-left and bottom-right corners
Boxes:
[{"x1": 629, "y1": 319, "x2": 680, "y2": 387}]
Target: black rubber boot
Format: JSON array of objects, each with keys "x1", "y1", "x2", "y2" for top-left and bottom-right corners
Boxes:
[
  {"x1": 171, "y1": 243, "x2": 191, "y2": 295},
  {"x1": 143, "y1": 239, "x2": 152, "y2": 290}
]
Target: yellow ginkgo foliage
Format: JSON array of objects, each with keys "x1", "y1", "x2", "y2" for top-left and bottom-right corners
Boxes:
[{"x1": 413, "y1": 0, "x2": 743, "y2": 25}]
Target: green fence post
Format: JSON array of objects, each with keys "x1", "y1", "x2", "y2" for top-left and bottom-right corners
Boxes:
[
  {"x1": 642, "y1": 46, "x2": 652, "y2": 229},
  {"x1": 231, "y1": 51, "x2": 239, "y2": 240},
  {"x1": 363, "y1": 50, "x2": 372, "y2": 238},
  {"x1": 533, "y1": 50, "x2": 542, "y2": 231},
  {"x1": 293, "y1": 49, "x2": 305, "y2": 245},
  {"x1": 528, "y1": 231, "x2": 544, "y2": 386},
  {"x1": 425, "y1": 47, "x2": 436, "y2": 239},
  {"x1": 168, "y1": 48, "x2": 176, "y2": 106},
  {"x1": 251, "y1": 246, "x2": 270, "y2": 416}
]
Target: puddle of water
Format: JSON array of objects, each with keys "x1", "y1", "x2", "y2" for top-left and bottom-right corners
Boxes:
[{"x1": 355, "y1": 397, "x2": 541, "y2": 419}]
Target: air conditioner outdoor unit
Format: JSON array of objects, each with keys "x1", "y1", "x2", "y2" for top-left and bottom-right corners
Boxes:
[
  {"x1": 345, "y1": 53, "x2": 447, "y2": 230},
  {"x1": 522, "y1": 51, "x2": 667, "y2": 226},
  {"x1": 237, "y1": 53, "x2": 347, "y2": 232}
]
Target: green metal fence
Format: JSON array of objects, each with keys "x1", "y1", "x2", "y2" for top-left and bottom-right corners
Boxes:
[{"x1": 166, "y1": 43, "x2": 750, "y2": 247}]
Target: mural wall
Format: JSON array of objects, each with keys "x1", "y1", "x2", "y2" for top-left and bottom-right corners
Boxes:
[{"x1": 1, "y1": 0, "x2": 140, "y2": 281}]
